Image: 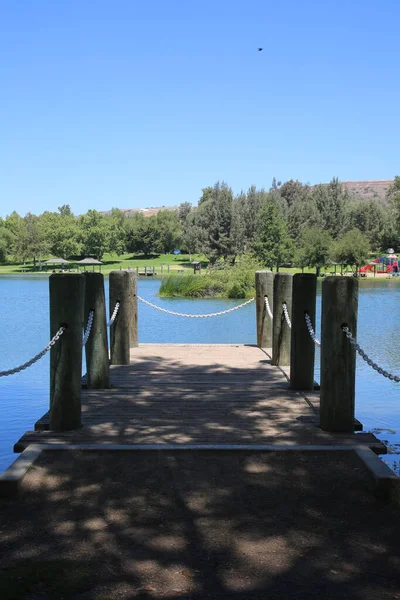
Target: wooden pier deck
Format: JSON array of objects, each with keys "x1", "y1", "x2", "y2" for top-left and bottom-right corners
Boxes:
[{"x1": 15, "y1": 344, "x2": 385, "y2": 453}]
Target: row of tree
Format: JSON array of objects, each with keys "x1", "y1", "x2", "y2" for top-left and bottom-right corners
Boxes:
[{"x1": 1, "y1": 176, "x2": 400, "y2": 272}]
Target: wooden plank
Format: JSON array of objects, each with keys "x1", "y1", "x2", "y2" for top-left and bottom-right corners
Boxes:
[{"x1": 16, "y1": 344, "x2": 381, "y2": 456}]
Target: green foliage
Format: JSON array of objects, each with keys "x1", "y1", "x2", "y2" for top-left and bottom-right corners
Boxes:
[
  {"x1": 313, "y1": 177, "x2": 347, "y2": 239},
  {"x1": 332, "y1": 228, "x2": 370, "y2": 268},
  {"x1": 344, "y1": 200, "x2": 387, "y2": 251},
  {"x1": 295, "y1": 227, "x2": 333, "y2": 276},
  {"x1": 125, "y1": 213, "x2": 160, "y2": 257},
  {"x1": 252, "y1": 202, "x2": 293, "y2": 270},
  {"x1": 156, "y1": 209, "x2": 182, "y2": 253},
  {"x1": 159, "y1": 255, "x2": 261, "y2": 298},
  {"x1": 195, "y1": 181, "x2": 234, "y2": 264},
  {"x1": 40, "y1": 207, "x2": 82, "y2": 258},
  {"x1": 78, "y1": 209, "x2": 109, "y2": 259}
]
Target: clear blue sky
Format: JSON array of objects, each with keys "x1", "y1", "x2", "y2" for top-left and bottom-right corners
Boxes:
[{"x1": 0, "y1": 0, "x2": 399, "y2": 218}]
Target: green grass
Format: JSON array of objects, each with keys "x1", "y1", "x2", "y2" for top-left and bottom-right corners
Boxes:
[{"x1": 0, "y1": 253, "x2": 208, "y2": 276}]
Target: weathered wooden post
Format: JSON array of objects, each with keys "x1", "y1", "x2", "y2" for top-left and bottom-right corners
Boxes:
[
  {"x1": 83, "y1": 272, "x2": 109, "y2": 389},
  {"x1": 320, "y1": 277, "x2": 358, "y2": 432},
  {"x1": 109, "y1": 270, "x2": 138, "y2": 365},
  {"x1": 49, "y1": 273, "x2": 85, "y2": 431},
  {"x1": 290, "y1": 273, "x2": 317, "y2": 390},
  {"x1": 272, "y1": 273, "x2": 293, "y2": 366},
  {"x1": 255, "y1": 270, "x2": 274, "y2": 348}
]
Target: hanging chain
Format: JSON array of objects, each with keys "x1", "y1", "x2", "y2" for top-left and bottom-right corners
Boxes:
[
  {"x1": 107, "y1": 302, "x2": 120, "y2": 327},
  {"x1": 264, "y1": 296, "x2": 273, "y2": 320},
  {"x1": 305, "y1": 313, "x2": 321, "y2": 346},
  {"x1": 342, "y1": 326, "x2": 400, "y2": 382},
  {"x1": 282, "y1": 303, "x2": 292, "y2": 328},
  {"x1": 82, "y1": 310, "x2": 94, "y2": 346},
  {"x1": 0, "y1": 326, "x2": 66, "y2": 377},
  {"x1": 137, "y1": 295, "x2": 255, "y2": 318}
]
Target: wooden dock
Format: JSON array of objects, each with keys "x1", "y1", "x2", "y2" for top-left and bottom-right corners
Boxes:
[{"x1": 15, "y1": 344, "x2": 385, "y2": 453}]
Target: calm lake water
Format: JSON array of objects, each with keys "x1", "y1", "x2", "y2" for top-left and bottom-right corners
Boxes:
[{"x1": 1, "y1": 276, "x2": 400, "y2": 474}]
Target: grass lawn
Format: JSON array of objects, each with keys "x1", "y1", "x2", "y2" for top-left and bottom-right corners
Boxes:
[{"x1": 0, "y1": 253, "x2": 208, "y2": 276}]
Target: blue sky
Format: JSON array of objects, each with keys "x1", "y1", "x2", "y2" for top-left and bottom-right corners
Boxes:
[{"x1": 0, "y1": 0, "x2": 399, "y2": 217}]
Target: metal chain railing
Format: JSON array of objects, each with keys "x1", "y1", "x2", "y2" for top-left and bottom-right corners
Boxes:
[
  {"x1": 264, "y1": 296, "x2": 273, "y2": 320},
  {"x1": 0, "y1": 326, "x2": 66, "y2": 377},
  {"x1": 342, "y1": 326, "x2": 400, "y2": 382},
  {"x1": 305, "y1": 313, "x2": 321, "y2": 347},
  {"x1": 82, "y1": 310, "x2": 94, "y2": 347},
  {"x1": 107, "y1": 302, "x2": 120, "y2": 327},
  {"x1": 282, "y1": 303, "x2": 292, "y2": 328},
  {"x1": 137, "y1": 295, "x2": 255, "y2": 318}
]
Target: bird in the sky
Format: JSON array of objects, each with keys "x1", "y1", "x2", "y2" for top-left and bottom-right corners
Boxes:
[{"x1": 258, "y1": 48, "x2": 263, "y2": 51}]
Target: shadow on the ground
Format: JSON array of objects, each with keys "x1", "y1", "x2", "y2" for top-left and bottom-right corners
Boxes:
[{"x1": 0, "y1": 450, "x2": 399, "y2": 599}]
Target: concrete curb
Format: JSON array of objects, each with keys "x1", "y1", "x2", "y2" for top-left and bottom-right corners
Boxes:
[{"x1": 1, "y1": 443, "x2": 399, "y2": 503}]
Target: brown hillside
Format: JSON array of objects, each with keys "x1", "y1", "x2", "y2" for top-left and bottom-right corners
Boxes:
[{"x1": 340, "y1": 180, "x2": 393, "y2": 202}]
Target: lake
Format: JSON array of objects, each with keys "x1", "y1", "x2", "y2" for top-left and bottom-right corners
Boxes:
[{"x1": 1, "y1": 276, "x2": 400, "y2": 475}]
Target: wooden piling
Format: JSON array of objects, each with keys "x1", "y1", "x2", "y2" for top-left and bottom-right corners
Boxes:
[
  {"x1": 290, "y1": 273, "x2": 317, "y2": 390},
  {"x1": 320, "y1": 276, "x2": 358, "y2": 432},
  {"x1": 83, "y1": 272, "x2": 109, "y2": 389},
  {"x1": 272, "y1": 273, "x2": 293, "y2": 366},
  {"x1": 109, "y1": 271, "x2": 138, "y2": 365},
  {"x1": 49, "y1": 273, "x2": 85, "y2": 431},
  {"x1": 255, "y1": 270, "x2": 274, "y2": 348}
]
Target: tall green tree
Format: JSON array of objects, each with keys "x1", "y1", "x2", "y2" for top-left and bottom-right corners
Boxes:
[
  {"x1": 344, "y1": 200, "x2": 387, "y2": 251},
  {"x1": 78, "y1": 210, "x2": 109, "y2": 259},
  {"x1": 313, "y1": 177, "x2": 347, "y2": 239},
  {"x1": 157, "y1": 209, "x2": 182, "y2": 253},
  {"x1": 40, "y1": 206, "x2": 81, "y2": 258},
  {"x1": 252, "y1": 202, "x2": 293, "y2": 271},
  {"x1": 195, "y1": 181, "x2": 234, "y2": 264},
  {"x1": 105, "y1": 208, "x2": 127, "y2": 256},
  {"x1": 126, "y1": 213, "x2": 160, "y2": 257},
  {"x1": 332, "y1": 229, "x2": 370, "y2": 271},
  {"x1": 13, "y1": 213, "x2": 48, "y2": 267},
  {"x1": 295, "y1": 227, "x2": 333, "y2": 276}
]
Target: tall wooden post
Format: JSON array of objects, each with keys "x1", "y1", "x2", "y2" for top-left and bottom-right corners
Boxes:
[
  {"x1": 290, "y1": 273, "x2": 317, "y2": 390},
  {"x1": 49, "y1": 273, "x2": 85, "y2": 431},
  {"x1": 84, "y1": 272, "x2": 109, "y2": 389},
  {"x1": 128, "y1": 270, "x2": 138, "y2": 348},
  {"x1": 320, "y1": 277, "x2": 358, "y2": 432},
  {"x1": 109, "y1": 271, "x2": 138, "y2": 365},
  {"x1": 255, "y1": 270, "x2": 274, "y2": 348},
  {"x1": 272, "y1": 273, "x2": 293, "y2": 366}
]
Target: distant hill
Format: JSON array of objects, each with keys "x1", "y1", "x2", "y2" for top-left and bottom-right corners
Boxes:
[
  {"x1": 340, "y1": 180, "x2": 393, "y2": 203},
  {"x1": 100, "y1": 180, "x2": 394, "y2": 217},
  {"x1": 101, "y1": 205, "x2": 180, "y2": 217}
]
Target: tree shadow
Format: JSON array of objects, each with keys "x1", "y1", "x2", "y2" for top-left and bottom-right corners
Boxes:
[{"x1": 0, "y1": 449, "x2": 399, "y2": 599}]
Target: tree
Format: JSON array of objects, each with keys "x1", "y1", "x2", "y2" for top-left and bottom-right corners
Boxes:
[
  {"x1": 252, "y1": 202, "x2": 293, "y2": 271},
  {"x1": 40, "y1": 208, "x2": 81, "y2": 258},
  {"x1": 78, "y1": 210, "x2": 109, "y2": 259},
  {"x1": 344, "y1": 200, "x2": 386, "y2": 251},
  {"x1": 287, "y1": 196, "x2": 322, "y2": 243},
  {"x1": 126, "y1": 214, "x2": 160, "y2": 257},
  {"x1": 156, "y1": 209, "x2": 182, "y2": 254},
  {"x1": 0, "y1": 219, "x2": 14, "y2": 263},
  {"x1": 178, "y1": 202, "x2": 192, "y2": 223},
  {"x1": 313, "y1": 177, "x2": 347, "y2": 239},
  {"x1": 105, "y1": 208, "x2": 127, "y2": 256},
  {"x1": 279, "y1": 179, "x2": 309, "y2": 208},
  {"x1": 332, "y1": 229, "x2": 370, "y2": 271},
  {"x1": 13, "y1": 213, "x2": 48, "y2": 267},
  {"x1": 295, "y1": 227, "x2": 333, "y2": 276},
  {"x1": 195, "y1": 182, "x2": 234, "y2": 264}
]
